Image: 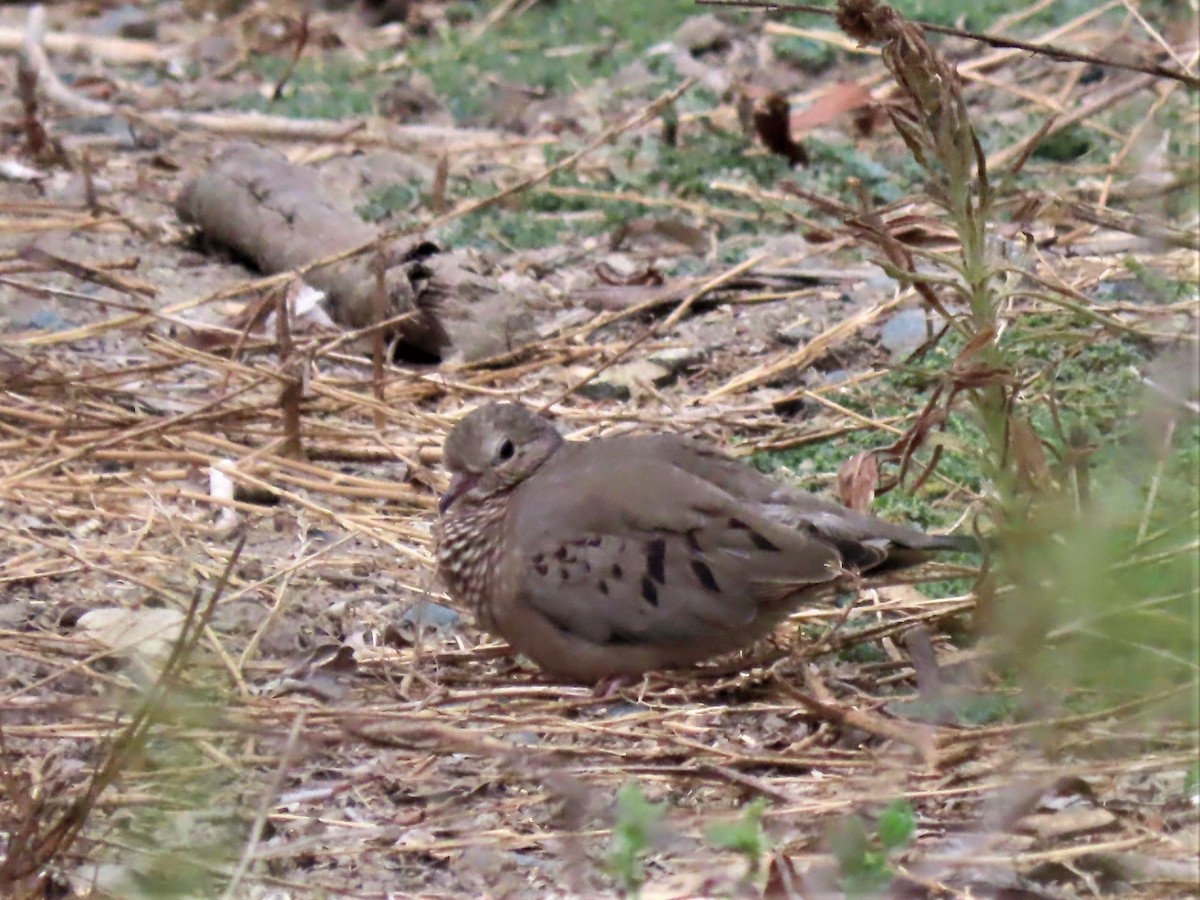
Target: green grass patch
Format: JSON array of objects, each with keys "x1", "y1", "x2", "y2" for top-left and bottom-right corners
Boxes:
[
  {"x1": 881, "y1": 0, "x2": 1114, "y2": 29},
  {"x1": 408, "y1": 0, "x2": 713, "y2": 123},
  {"x1": 754, "y1": 322, "x2": 1155, "y2": 526},
  {"x1": 237, "y1": 53, "x2": 389, "y2": 119}
]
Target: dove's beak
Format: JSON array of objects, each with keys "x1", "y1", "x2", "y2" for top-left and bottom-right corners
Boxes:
[{"x1": 439, "y1": 472, "x2": 479, "y2": 513}]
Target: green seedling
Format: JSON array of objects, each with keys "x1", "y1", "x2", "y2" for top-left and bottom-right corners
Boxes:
[
  {"x1": 608, "y1": 781, "x2": 668, "y2": 898},
  {"x1": 828, "y1": 799, "x2": 916, "y2": 898},
  {"x1": 705, "y1": 797, "x2": 771, "y2": 880}
]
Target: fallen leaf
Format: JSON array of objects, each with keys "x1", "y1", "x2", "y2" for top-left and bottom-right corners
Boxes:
[
  {"x1": 882, "y1": 212, "x2": 960, "y2": 247},
  {"x1": 0, "y1": 158, "x2": 46, "y2": 181},
  {"x1": 1010, "y1": 416, "x2": 1052, "y2": 491},
  {"x1": 790, "y1": 81, "x2": 874, "y2": 133},
  {"x1": 1017, "y1": 808, "x2": 1118, "y2": 839},
  {"x1": 262, "y1": 643, "x2": 359, "y2": 702},
  {"x1": 610, "y1": 218, "x2": 711, "y2": 255},
  {"x1": 77, "y1": 607, "x2": 186, "y2": 678},
  {"x1": 595, "y1": 259, "x2": 665, "y2": 286},
  {"x1": 837, "y1": 450, "x2": 878, "y2": 512}
]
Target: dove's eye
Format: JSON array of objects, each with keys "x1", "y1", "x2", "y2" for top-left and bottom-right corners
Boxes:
[{"x1": 496, "y1": 439, "x2": 516, "y2": 462}]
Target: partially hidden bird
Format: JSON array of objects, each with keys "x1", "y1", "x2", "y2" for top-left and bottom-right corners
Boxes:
[{"x1": 436, "y1": 403, "x2": 973, "y2": 683}]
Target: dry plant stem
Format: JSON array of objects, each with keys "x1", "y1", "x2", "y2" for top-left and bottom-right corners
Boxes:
[
  {"x1": 275, "y1": 288, "x2": 304, "y2": 459},
  {"x1": 15, "y1": 49, "x2": 47, "y2": 158},
  {"x1": 0, "y1": 523, "x2": 250, "y2": 691},
  {"x1": 699, "y1": 0, "x2": 1200, "y2": 88},
  {"x1": 989, "y1": 72, "x2": 1160, "y2": 174},
  {"x1": 371, "y1": 251, "x2": 387, "y2": 432},
  {"x1": 236, "y1": 560, "x2": 305, "y2": 677},
  {"x1": 843, "y1": 0, "x2": 1020, "y2": 493},
  {"x1": 221, "y1": 710, "x2": 307, "y2": 899},
  {"x1": 0, "y1": 375, "x2": 270, "y2": 488},
  {"x1": 18, "y1": 245, "x2": 157, "y2": 298},
  {"x1": 778, "y1": 667, "x2": 940, "y2": 767},
  {"x1": 704, "y1": 290, "x2": 908, "y2": 400},
  {"x1": 270, "y1": 2, "x2": 311, "y2": 101},
  {"x1": 0, "y1": 539, "x2": 244, "y2": 884},
  {"x1": 17, "y1": 8, "x2": 518, "y2": 151},
  {"x1": 0, "y1": 18, "x2": 164, "y2": 64},
  {"x1": 545, "y1": 252, "x2": 766, "y2": 408},
  {"x1": 466, "y1": 0, "x2": 526, "y2": 42}
]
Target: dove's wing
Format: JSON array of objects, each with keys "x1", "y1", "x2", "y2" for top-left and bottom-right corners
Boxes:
[{"x1": 503, "y1": 436, "x2": 843, "y2": 649}]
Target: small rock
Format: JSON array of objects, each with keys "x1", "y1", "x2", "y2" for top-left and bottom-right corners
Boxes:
[
  {"x1": 76, "y1": 606, "x2": 185, "y2": 680},
  {"x1": 91, "y1": 5, "x2": 157, "y2": 40},
  {"x1": 57, "y1": 116, "x2": 141, "y2": 148},
  {"x1": 778, "y1": 318, "x2": 814, "y2": 345},
  {"x1": 820, "y1": 369, "x2": 850, "y2": 385},
  {"x1": 24, "y1": 310, "x2": 74, "y2": 332},
  {"x1": 673, "y1": 14, "x2": 732, "y2": 55},
  {"x1": 399, "y1": 600, "x2": 460, "y2": 632},
  {"x1": 536, "y1": 307, "x2": 592, "y2": 338},
  {"x1": 880, "y1": 307, "x2": 929, "y2": 358},
  {"x1": 191, "y1": 34, "x2": 237, "y2": 67},
  {"x1": 609, "y1": 60, "x2": 655, "y2": 93},
  {"x1": 46, "y1": 172, "x2": 109, "y2": 206},
  {"x1": 647, "y1": 345, "x2": 702, "y2": 372},
  {"x1": 377, "y1": 74, "x2": 443, "y2": 121},
  {"x1": 575, "y1": 360, "x2": 673, "y2": 401}
]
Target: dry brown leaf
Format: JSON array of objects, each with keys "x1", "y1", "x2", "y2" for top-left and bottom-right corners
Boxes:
[
  {"x1": 77, "y1": 607, "x2": 185, "y2": 678},
  {"x1": 882, "y1": 212, "x2": 961, "y2": 246},
  {"x1": 1017, "y1": 808, "x2": 1118, "y2": 839},
  {"x1": 837, "y1": 450, "x2": 879, "y2": 512},
  {"x1": 610, "y1": 218, "x2": 710, "y2": 255},
  {"x1": 790, "y1": 81, "x2": 874, "y2": 133},
  {"x1": 953, "y1": 323, "x2": 999, "y2": 366},
  {"x1": 1010, "y1": 415, "x2": 1052, "y2": 491}
]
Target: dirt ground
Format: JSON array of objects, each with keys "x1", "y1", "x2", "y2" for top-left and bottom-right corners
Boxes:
[{"x1": 0, "y1": 1, "x2": 1197, "y2": 898}]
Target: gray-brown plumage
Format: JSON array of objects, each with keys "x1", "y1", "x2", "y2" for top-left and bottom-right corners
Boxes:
[{"x1": 436, "y1": 403, "x2": 972, "y2": 683}]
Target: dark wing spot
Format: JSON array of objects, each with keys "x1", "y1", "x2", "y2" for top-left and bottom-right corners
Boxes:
[
  {"x1": 533, "y1": 560, "x2": 549, "y2": 577},
  {"x1": 690, "y1": 560, "x2": 720, "y2": 593},
  {"x1": 586, "y1": 536, "x2": 603, "y2": 547},
  {"x1": 684, "y1": 529, "x2": 702, "y2": 553},
  {"x1": 834, "y1": 539, "x2": 884, "y2": 571},
  {"x1": 640, "y1": 576, "x2": 659, "y2": 606},
  {"x1": 560, "y1": 568, "x2": 570, "y2": 581},
  {"x1": 611, "y1": 563, "x2": 624, "y2": 580},
  {"x1": 554, "y1": 546, "x2": 569, "y2": 561},
  {"x1": 728, "y1": 516, "x2": 780, "y2": 551},
  {"x1": 748, "y1": 530, "x2": 780, "y2": 552},
  {"x1": 645, "y1": 537, "x2": 667, "y2": 584},
  {"x1": 599, "y1": 580, "x2": 609, "y2": 595},
  {"x1": 532, "y1": 552, "x2": 545, "y2": 565}
]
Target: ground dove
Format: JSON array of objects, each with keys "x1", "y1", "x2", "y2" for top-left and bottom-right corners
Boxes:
[{"x1": 436, "y1": 403, "x2": 973, "y2": 683}]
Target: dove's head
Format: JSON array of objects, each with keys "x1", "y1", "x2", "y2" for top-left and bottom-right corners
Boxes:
[{"x1": 439, "y1": 403, "x2": 563, "y2": 513}]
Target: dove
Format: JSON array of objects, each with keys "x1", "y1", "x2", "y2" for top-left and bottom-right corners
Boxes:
[{"x1": 435, "y1": 403, "x2": 973, "y2": 683}]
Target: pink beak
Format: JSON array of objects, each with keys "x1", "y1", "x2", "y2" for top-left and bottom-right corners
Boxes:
[{"x1": 439, "y1": 472, "x2": 479, "y2": 513}]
